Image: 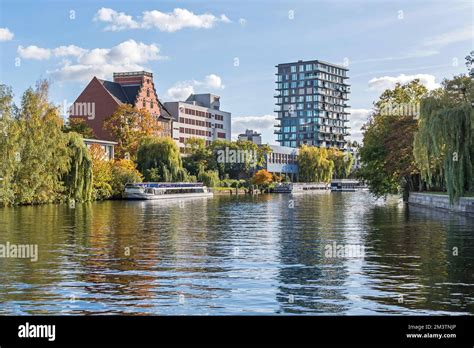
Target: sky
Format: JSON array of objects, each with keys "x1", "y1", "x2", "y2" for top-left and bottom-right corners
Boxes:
[{"x1": 0, "y1": 0, "x2": 473, "y2": 144}]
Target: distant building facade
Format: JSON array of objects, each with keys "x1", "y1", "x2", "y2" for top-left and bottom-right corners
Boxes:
[
  {"x1": 164, "y1": 94, "x2": 231, "y2": 151},
  {"x1": 240, "y1": 130, "x2": 299, "y2": 179},
  {"x1": 275, "y1": 59, "x2": 350, "y2": 149},
  {"x1": 348, "y1": 144, "x2": 361, "y2": 171},
  {"x1": 265, "y1": 145, "x2": 299, "y2": 179},
  {"x1": 238, "y1": 129, "x2": 262, "y2": 145},
  {"x1": 70, "y1": 71, "x2": 172, "y2": 141}
]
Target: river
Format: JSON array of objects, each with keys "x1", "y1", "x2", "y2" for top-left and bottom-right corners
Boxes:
[{"x1": 0, "y1": 192, "x2": 472, "y2": 315}]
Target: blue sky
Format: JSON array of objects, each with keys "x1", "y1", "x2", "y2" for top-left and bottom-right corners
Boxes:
[{"x1": 0, "y1": 0, "x2": 472, "y2": 143}]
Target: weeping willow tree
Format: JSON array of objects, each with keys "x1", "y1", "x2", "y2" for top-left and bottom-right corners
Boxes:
[
  {"x1": 328, "y1": 147, "x2": 354, "y2": 178},
  {"x1": 136, "y1": 136, "x2": 189, "y2": 182},
  {"x1": 63, "y1": 132, "x2": 93, "y2": 202},
  {"x1": 297, "y1": 145, "x2": 334, "y2": 183},
  {"x1": 414, "y1": 75, "x2": 474, "y2": 203}
]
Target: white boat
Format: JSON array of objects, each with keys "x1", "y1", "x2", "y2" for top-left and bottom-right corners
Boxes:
[
  {"x1": 330, "y1": 179, "x2": 368, "y2": 192},
  {"x1": 123, "y1": 182, "x2": 213, "y2": 200},
  {"x1": 273, "y1": 182, "x2": 329, "y2": 194}
]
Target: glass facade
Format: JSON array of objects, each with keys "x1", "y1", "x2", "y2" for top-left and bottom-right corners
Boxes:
[{"x1": 274, "y1": 60, "x2": 350, "y2": 149}]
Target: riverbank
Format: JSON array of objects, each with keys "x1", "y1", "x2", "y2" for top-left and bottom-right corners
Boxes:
[
  {"x1": 408, "y1": 192, "x2": 474, "y2": 216},
  {"x1": 211, "y1": 187, "x2": 247, "y2": 195}
]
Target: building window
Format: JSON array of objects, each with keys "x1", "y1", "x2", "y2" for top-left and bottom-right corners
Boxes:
[
  {"x1": 150, "y1": 101, "x2": 154, "y2": 108},
  {"x1": 147, "y1": 89, "x2": 150, "y2": 97},
  {"x1": 142, "y1": 100, "x2": 146, "y2": 108}
]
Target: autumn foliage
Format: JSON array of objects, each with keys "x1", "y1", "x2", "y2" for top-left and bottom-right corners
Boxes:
[
  {"x1": 104, "y1": 104, "x2": 162, "y2": 160},
  {"x1": 252, "y1": 169, "x2": 273, "y2": 186}
]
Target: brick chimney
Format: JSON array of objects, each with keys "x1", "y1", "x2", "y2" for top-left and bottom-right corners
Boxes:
[{"x1": 113, "y1": 71, "x2": 153, "y2": 86}]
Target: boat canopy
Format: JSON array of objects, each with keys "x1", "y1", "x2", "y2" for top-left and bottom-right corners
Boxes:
[{"x1": 125, "y1": 182, "x2": 205, "y2": 188}]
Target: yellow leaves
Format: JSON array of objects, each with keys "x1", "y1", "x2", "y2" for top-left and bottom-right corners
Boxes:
[
  {"x1": 104, "y1": 104, "x2": 162, "y2": 159},
  {"x1": 252, "y1": 169, "x2": 273, "y2": 186},
  {"x1": 297, "y1": 145, "x2": 339, "y2": 183}
]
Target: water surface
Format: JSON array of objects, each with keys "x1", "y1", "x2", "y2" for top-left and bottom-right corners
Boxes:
[{"x1": 0, "y1": 192, "x2": 473, "y2": 315}]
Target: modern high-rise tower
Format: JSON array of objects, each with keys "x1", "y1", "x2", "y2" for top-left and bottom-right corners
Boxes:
[{"x1": 274, "y1": 59, "x2": 350, "y2": 149}]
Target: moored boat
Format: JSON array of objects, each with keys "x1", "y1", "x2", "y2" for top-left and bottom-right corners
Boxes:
[
  {"x1": 330, "y1": 179, "x2": 368, "y2": 192},
  {"x1": 272, "y1": 182, "x2": 329, "y2": 193},
  {"x1": 123, "y1": 182, "x2": 213, "y2": 200}
]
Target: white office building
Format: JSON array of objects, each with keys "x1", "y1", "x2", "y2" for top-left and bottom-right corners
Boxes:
[{"x1": 164, "y1": 94, "x2": 231, "y2": 151}]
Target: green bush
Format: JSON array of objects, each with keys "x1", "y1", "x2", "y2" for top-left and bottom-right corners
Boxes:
[{"x1": 198, "y1": 170, "x2": 220, "y2": 187}]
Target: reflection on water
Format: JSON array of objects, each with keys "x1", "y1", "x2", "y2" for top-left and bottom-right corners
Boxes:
[{"x1": 0, "y1": 192, "x2": 472, "y2": 315}]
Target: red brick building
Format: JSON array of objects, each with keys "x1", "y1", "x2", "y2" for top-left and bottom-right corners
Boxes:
[{"x1": 70, "y1": 71, "x2": 172, "y2": 141}]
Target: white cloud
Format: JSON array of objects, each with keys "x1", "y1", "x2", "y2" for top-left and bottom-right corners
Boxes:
[
  {"x1": 142, "y1": 9, "x2": 231, "y2": 32},
  {"x1": 0, "y1": 27, "x2": 14, "y2": 41},
  {"x1": 27, "y1": 40, "x2": 163, "y2": 82},
  {"x1": 200, "y1": 74, "x2": 225, "y2": 89},
  {"x1": 423, "y1": 25, "x2": 473, "y2": 48},
  {"x1": 17, "y1": 45, "x2": 51, "y2": 60},
  {"x1": 18, "y1": 44, "x2": 87, "y2": 61},
  {"x1": 52, "y1": 45, "x2": 87, "y2": 57},
  {"x1": 167, "y1": 82, "x2": 196, "y2": 101},
  {"x1": 348, "y1": 108, "x2": 373, "y2": 143},
  {"x1": 368, "y1": 74, "x2": 440, "y2": 91},
  {"x1": 93, "y1": 7, "x2": 231, "y2": 32},
  {"x1": 232, "y1": 114, "x2": 276, "y2": 144},
  {"x1": 93, "y1": 7, "x2": 140, "y2": 31},
  {"x1": 166, "y1": 74, "x2": 225, "y2": 100}
]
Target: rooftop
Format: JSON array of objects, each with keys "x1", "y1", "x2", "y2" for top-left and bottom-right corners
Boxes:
[
  {"x1": 113, "y1": 71, "x2": 153, "y2": 78},
  {"x1": 276, "y1": 59, "x2": 348, "y2": 71}
]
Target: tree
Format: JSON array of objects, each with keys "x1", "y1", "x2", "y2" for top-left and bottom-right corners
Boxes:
[
  {"x1": 466, "y1": 51, "x2": 474, "y2": 78},
  {"x1": 208, "y1": 139, "x2": 272, "y2": 179},
  {"x1": 198, "y1": 170, "x2": 220, "y2": 187},
  {"x1": 0, "y1": 85, "x2": 18, "y2": 206},
  {"x1": 252, "y1": 169, "x2": 273, "y2": 186},
  {"x1": 297, "y1": 145, "x2": 334, "y2": 183},
  {"x1": 413, "y1": 75, "x2": 473, "y2": 203},
  {"x1": 89, "y1": 144, "x2": 113, "y2": 200},
  {"x1": 64, "y1": 117, "x2": 95, "y2": 139},
  {"x1": 12, "y1": 80, "x2": 70, "y2": 204},
  {"x1": 358, "y1": 79, "x2": 428, "y2": 198},
  {"x1": 183, "y1": 137, "x2": 212, "y2": 177},
  {"x1": 63, "y1": 132, "x2": 93, "y2": 202},
  {"x1": 328, "y1": 147, "x2": 353, "y2": 178},
  {"x1": 110, "y1": 159, "x2": 143, "y2": 197},
  {"x1": 136, "y1": 136, "x2": 188, "y2": 182},
  {"x1": 103, "y1": 104, "x2": 162, "y2": 160}
]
